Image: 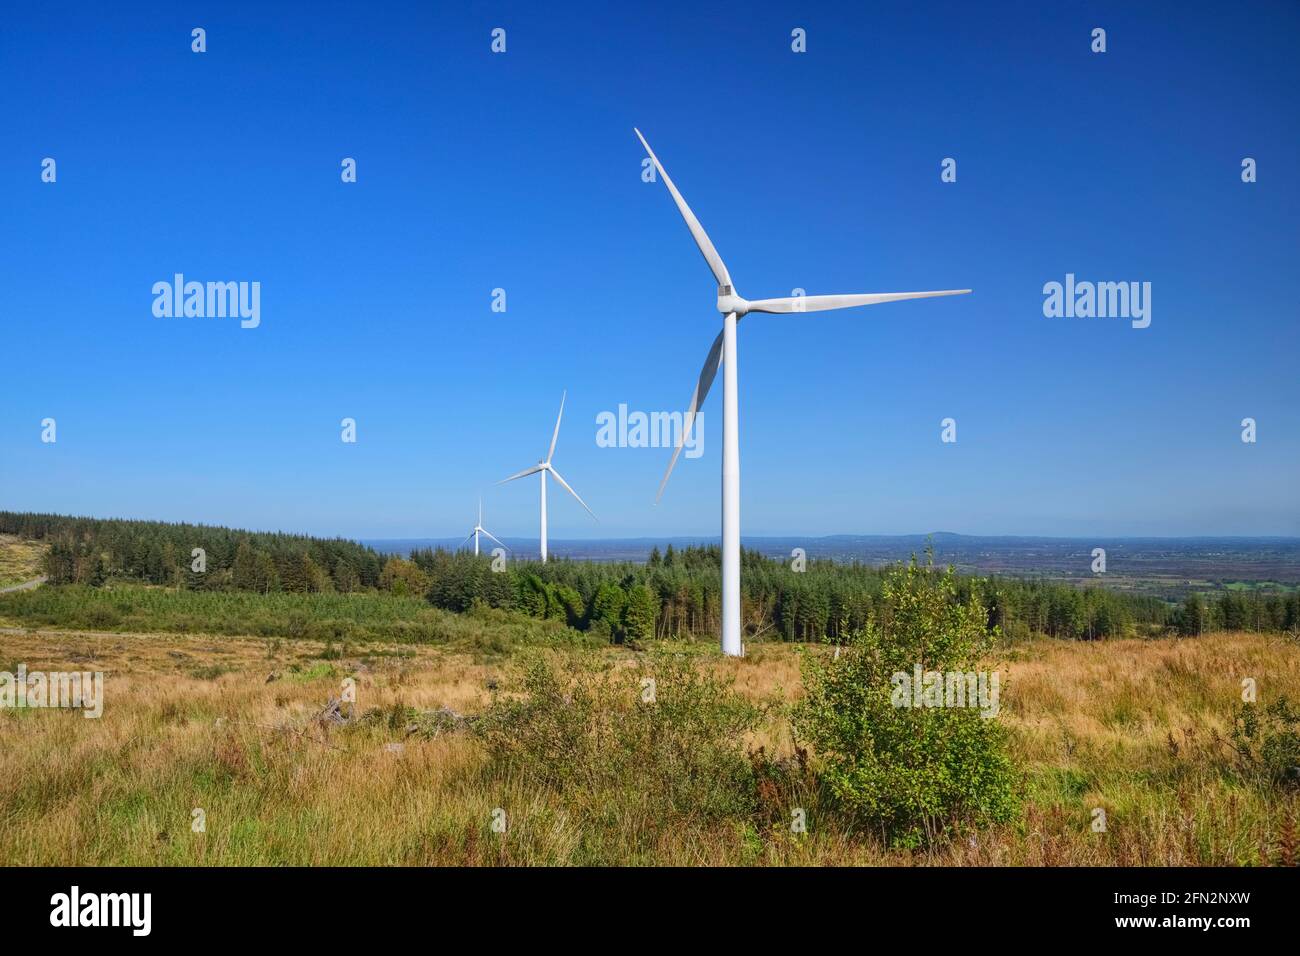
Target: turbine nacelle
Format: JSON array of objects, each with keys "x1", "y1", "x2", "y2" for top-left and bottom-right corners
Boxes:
[
  {"x1": 716, "y1": 285, "x2": 748, "y2": 316},
  {"x1": 463, "y1": 499, "x2": 505, "y2": 555}
]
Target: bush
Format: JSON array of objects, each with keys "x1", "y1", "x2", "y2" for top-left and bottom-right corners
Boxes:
[
  {"x1": 1232, "y1": 697, "x2": 1300, "y2": 788},
  {"x1": 84, "y1": 605, "x2": 122, "y2": 630},
  {"x1": 476, "y1": 652, "x2": 766, "y2": 824},
  {"x1": 795, "y1": 559, "x2": 1020, "y2": 848}
]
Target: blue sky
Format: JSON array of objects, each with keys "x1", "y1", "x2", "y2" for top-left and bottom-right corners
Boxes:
[{"x1": 3, "y1": 1, "x2": 1297, "y2": 539}]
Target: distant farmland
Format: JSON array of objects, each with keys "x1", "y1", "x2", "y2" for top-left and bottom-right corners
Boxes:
[{"x1": 368, "y1": 534, "x2": 1300, "y2": 597}]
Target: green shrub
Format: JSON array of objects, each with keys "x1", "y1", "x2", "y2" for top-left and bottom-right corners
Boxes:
[
  {"x1": 285, "y1": 661, "x2": 336, "y2": 682},
  {"x1": 84, "y1": 606, "x2": 122, "y2": 630},
  {"x1": 190, "y1": 664, "x2": 230, "y2": 681},
  {"x1": 795, "y1": 559, "x2": 1020, "y2": 848},
  {"x1": 476, "y1": 652, "x2": 766, "y2": 824},
  {"x1": 1232, "y1": 697, "x2": 1300, "y2": 788},
  {"x1": 0, "y1": 584, "x2": 580, "y2": 652}
]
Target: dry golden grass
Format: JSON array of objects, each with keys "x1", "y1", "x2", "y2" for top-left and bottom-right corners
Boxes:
[
  {"x1": 0, "y1": 535, "x2": 44, "y2": 588},
  {"x1": 1, "y1": 626, "x2": 1297, "y2": 865}
]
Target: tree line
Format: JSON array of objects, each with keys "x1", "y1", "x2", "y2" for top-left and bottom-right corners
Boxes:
[
  {"x1": 414, "y1": 543, "x2": 1299, "y2": 642},
  {"x1": 4, "y1": 511, "x2": 1297, "y2": 642},
  {"x1": 1, "y1": 510, "x2": 384, "y2": 594}
]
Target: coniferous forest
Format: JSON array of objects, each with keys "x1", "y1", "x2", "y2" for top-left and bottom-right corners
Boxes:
[{"x1": 3, "y1": 511, "x2": 1296, "y2": 643}]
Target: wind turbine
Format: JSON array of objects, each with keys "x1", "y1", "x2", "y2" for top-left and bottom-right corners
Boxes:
[
  {"x1": 498, "y1": 390, "x2": 597, "y2": 561},
  {"x1": 461, "y1": 498, "x2": 505, "y2": 557},
  {"x1": 636, "y1": 128, "x2": 970, "y2": 657}
]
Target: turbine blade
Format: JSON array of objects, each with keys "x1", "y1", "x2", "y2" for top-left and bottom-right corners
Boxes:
[
  {"x1": 745, "y1": 290, "x2": 971, "y2": 313},
  {"x1": 498, "y1": 464, "x2": 543, "y2": 484},
  {"x1": 461, "y1": 532, "x2": 476, "y2": 548},
  {"x1": 634, "y1": 128, "x2": 732, "y2": 289},
  {"x1": 656, "y1": 328, "x2": 724, "y2": 502},
  {"x1": 547, "y1": 390, "x2": 566, "y2": 463},
  {"x1": 480, "y1": 528, "x2": 507, "y2": 550},
  {"x1": 547, "y1": 466, "x2": 598, "y2": 521}
]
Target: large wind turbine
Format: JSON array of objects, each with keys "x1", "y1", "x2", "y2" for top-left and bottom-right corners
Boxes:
[
  {"x1": 636, "y1": 128, "x2": 970, "y2": 657},
  {"x1": 499, "y1": 390, "x2": 597, "y2": 561},
  {"x1": 461, "y1": 498, "x2": 505, "y2": 557}
]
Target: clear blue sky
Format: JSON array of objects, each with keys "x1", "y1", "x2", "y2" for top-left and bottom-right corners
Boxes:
[{"x1": 3, "y1": 1, "x2": 1297, "y2": 539}]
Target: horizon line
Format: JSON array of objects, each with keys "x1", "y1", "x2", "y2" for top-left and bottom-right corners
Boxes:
[{"x1": 4, "y1": 510, "x2": 1297, "y2": 544}]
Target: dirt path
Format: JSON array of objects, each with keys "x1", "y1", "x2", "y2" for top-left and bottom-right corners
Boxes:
[{"x1": 0, "y1": 576, "x2": 46, "y2": 594}]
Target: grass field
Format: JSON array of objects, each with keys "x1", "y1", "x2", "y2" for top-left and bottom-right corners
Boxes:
[
  {"x1": 0, "y1": 582, "x2": 597, "y2": 654},
  {"x1": 0, "y1": 534, "x2": 43, "y2": 588},
  {"x1": 2, "y1": 615, "x2": 1297, "y2": 865}
]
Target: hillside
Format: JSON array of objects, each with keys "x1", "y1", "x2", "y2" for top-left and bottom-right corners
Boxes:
[
  {"x1": 2, "y1": 520, "x2": 1297, "y2": 867},
  {"x1": 0, "y1": 623, "x2": 1295, "y2": 865},
  {"x1": 0, "y1": 534, "x2": 44, "y2": 589},
  {"x1": 4, "y1": 512, "x2": 1298, "y2": 644}
]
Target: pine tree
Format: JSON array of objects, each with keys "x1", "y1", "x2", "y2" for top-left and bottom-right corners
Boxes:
[
  {"x1": 43, "y1": 541, "x2": 77, "y2": 584},
  {"x1": 623, "y1": 584, "x2": 657, "y2": 644},
  {"x1": 590, "y1": 582, "x2": 626, "y2": 639},
  {"x1": 333, "y1": 560, "x2": 360, "y2": 593},
  {"x1": 253, "y1": 552, "x2": 280, "y2": 593},
  {"x1": 232, "y1": 542, "x2": 259, "y2": 591},
  {"x1": 1179, "y1": 593, "x2": 1205, "y2": 636},
  {"x1": 554, "y1": 585, "x2": 586, "y2": 628}
]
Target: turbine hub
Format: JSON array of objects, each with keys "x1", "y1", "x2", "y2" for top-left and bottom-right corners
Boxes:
[{"x1": 716, "y1": 285, "x2": 748, "y2": 316}]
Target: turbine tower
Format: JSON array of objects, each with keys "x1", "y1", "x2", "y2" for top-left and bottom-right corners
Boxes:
[
  {"x1": 499, "y1": 390, "x2": 597, "y2": 561},
  {"x1": 636, "y1": 128, "x2": 970, "y2": 657},
  {"x1": 461, "y1": 498, "x2": 505, "y2": 557}
]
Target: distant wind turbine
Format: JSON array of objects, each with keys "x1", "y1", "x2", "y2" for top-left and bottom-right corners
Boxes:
[
  {"x1": 461, "y1": 498, "x2": 505, "y2": 556},
  {"x1": 635, "y1": 127, "x2": 970, "y2": 657},
  {"x1": 498, "y1": 390, "x2": 597, "y2": 561}
]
